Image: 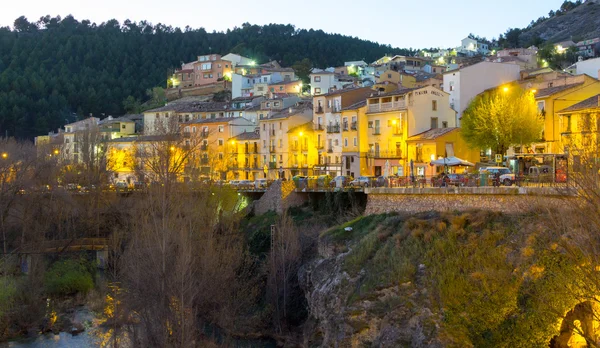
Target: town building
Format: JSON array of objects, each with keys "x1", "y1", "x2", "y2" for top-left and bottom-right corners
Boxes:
[
  {"x1": 566, "y1": 57, "x2": 600, "y2": 79},
  {"x1": 443, "y1": 61, "x2": 521, "y2": 125},
  {"x1": 144, "y1": 102, "x2": 236, "y2": 135},
  {"x1": 575, "y1": 38, "x2": 600, "y2": 58},
  {"x1": 309, "y1": 69, "x2": 356, "y2": 95},
  {"x1": 287, "y1": 122, "x2": 319, "y2": 177},
  {"x1": 364, "y1": 85, "x2": 456, "y2": 176},
  {"x1": 459, "y1": 37, "x2": 490, "y2": 56},
  {"x1": 406, "y1": 127, "x2": 480, "y2": 177},
  {"x1": 171, "y1": 54, "x2": 234, "y2": 89},
  {"x1": 340, "y1": 101, "x2": 369, "y2": 177},
  {"x1": 312, "y1": 87, "x2": 373, "y2": 177},
  {"x1": 258, "y1": 102, "x2": 313, "y2": 180},
  {"x1": 557, "y1": 94, "x2": 600, "y2": 155},
  {"x1": 229, "y1": 130, "x2": 262, "y2": 180}
]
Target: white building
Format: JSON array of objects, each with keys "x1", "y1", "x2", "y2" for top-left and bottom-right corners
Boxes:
[
  {"x1": 567, "y1": 57, "x2": 600, "y2": 79},
  {"x1": 221, "y1": 53, "x2": 254, "y2": 67},
  {"x1": 443, "y1": 61, "x2": 521, "y2": 125},
  {"x1": 459, "y1": 37, "x2": 490, "y2": 56}
]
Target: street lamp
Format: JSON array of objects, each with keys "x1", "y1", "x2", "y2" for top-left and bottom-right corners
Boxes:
[
  {"x1": 170, "y1": 146, "x2": 175, "y2": 152},
  {"x1": 1, "y1": 152, "x2": 7, "y2": 159},
  {"x1": 503, "y1": 87, "x2": 509, "y2": 93},
  {"x1": 53, "y1": 149, "x2": 59, "y2": 155}
]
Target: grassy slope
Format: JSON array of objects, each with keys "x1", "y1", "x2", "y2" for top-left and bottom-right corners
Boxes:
[{"x1": 319, "y1": 210, "x2": 592, "y2": 347}]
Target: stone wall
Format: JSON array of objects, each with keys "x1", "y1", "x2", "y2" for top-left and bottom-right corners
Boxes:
[
  {"x1": 253, "y1": 180, "x2": 307, "y2": 215},
  {"x1": 364, "y1": 187, "x2": 578, "y2": 215}
]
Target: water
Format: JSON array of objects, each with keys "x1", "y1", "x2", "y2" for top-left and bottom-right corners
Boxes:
[{"x1": 1, "y1": 331, "x2": 101, "y2": 348}]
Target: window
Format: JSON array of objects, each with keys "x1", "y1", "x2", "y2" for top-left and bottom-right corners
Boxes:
[
  {"x1": 201, "y1": 63, "x2": 212, "y2": 70},
  {"x1": 442, "y1": 121, "x2": 448, "y2": 128},
  {"x1": 263, "y1": 140, "x2": 266, "y2": 148},
  {"x1": 260, "y1": 113, "x2": 264, "y2": 120},
  {"x1": 257, "y1": 87, "x2": 264, "y2": 92},
  {"x1": 334, "y1": 139, "x2": 339, "y2": 146},
  {"x1": 315, "y1": 88, "x2": 321, "y2": 94},
  {"x1": 218, "y1": 125, "x2": 224, "y2": 133},
  {"x1": 218, "y1": 139, "x2": 224, "y2": 146},
  {"x1": 274, "y1": 102, "x2": 280, "y2": 107},
  {"x1": 432, "y1": 100, "x2": 437, "y2": 111},
  {"x1": 218, "y1": 153, "x2": 223, "y2": 160},
  {"x1": 344, "y1": 138, "x2": 348, "y2": 147},
  {"x1": 368, "y1": 121, "x2": 373, "y2": 128},
  {"x1": 279, "y1": 139, "x2": 282, "y2": 148},
  {"x1": 353, "y1": 137, "x2": 357, "y2": 146},
  {"x1": 431, "y1": 117, "x2": 439, "y2": 129},
  {"x1": 314, "y1": 76, "x2": 321, "y2": 82},
  {"x1": 388, "y1": 73, "x2": 392, "y2": 78},
  {"x1": 279, "y1": 155, "x2": 283, "y2": 162},
  {"x1": 263, "y1": 124, "x2": 266, "y2": 131},
  {"x1": 218, "y1": 64, "x2": 221, "y2": 68},
  {"x1": 279, "y1": 122, "x2": 282, "y2": 130}
]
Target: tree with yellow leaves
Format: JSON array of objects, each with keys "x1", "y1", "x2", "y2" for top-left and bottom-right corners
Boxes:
[{"x1": 461, "y1": 86, "x2": 543, "y2": 155}]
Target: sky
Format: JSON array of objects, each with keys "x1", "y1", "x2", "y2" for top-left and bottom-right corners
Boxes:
[{"x1": 1, "y1": 0, "x2": 566, "y2": 49}]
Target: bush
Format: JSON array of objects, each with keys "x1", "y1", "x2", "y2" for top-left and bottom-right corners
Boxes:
[
  {"x1": 0, "y1": 277, "x2": 17, "y2": 317},
  {"x1": 44, "y1": 259, "x2": 94, "y2": 296}
]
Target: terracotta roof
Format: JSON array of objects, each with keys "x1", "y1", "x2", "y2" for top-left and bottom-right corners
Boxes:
[
  {"x1": 265, "y1": 105, "x2": 312, "y2": 120},
  {"x1": 342, "y1": 100, "x2": 367, "y2": 111},
  {"x1": 407, "y1": 127, "x2": 459, "y2": 142},
  {"x1": 321, "y1": 86, "x2": 370, "y2": 97},
  {"x1": 231, "y1": 131, "x2": 260, "y2": 140},
  {"x1": 185, "y1": 116, "x2": 245, "y2": 125},
  {"x1": 558, "y1": 94, "x2": 600, "y2": 113},
  {"x1": 146, "y1": 101, "x2": 230, "y2": 113},
  {"x1": 310, "y1": 71, "x2": 335, "y2": 75},
  {"x1": 535, "y1": 82, "x2": 584, "y2": 98}
]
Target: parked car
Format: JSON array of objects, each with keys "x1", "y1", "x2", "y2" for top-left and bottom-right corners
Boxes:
[
  {"x1": 528, "y1": 165, "x2": 553, "y2": 182},
  {"x1": 229, "y1": 180, "x2": 240, "y2": 188},
  {"x1": 66, "y1": 183, "x2": 80, "y2": 191},
  {"x1": 480, "y1": 167, "x2": 515, "y2": 186},
  {"x1": 330, "y1": 175, "x2": 353, "y2": 188},
  {"x1": 349, "y1": 176, "x2": 373, "y2": 188},
  {"x1": 255, "y1": 178, "x2": 268, "y2": 189}
]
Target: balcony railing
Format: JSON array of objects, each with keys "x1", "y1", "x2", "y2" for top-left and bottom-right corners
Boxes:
[
  {"x1": 342, "y1": 123, "x2": 349, "y2": 131},
  {"x1": 327, "y1": 147, "x2": 334, "y2": 153},
  {"x1": 367, "y1": 150, "x2": 403, "y2": 158},
  {"x1": 332, "y1": 105, "x2": 342, "y2": 113},
  {"x1": 199, "y1": 130, "x2": 209, "y2": 138},
  {"x1": 269, "y1": 146, "x2": 276, "y2": 153},
  {"x1": 367, "y1": 100, "x2": 406, "y2": 113},
  {"x1": 316, "y1": 142, "x2": 325, "y2": 150},
  {"x1": 200, "y1": 145, "x2": 208, "y2": 151},
  {"x1": 351, "y1": 121, "x2": 357, "y2": 130},
  {"x1": 313, "y1": 123, "x2": 324, "y2": 131},
  {"x1": 373, "y1": 127, "x2": 381, "y2": 135},
  {"x1": 182, "y1": 131, "x2": 191, "y2": 138},
  {"x1": 315, "y1": 106, "x2": 324, "y2": 114},
  {"x1": 327, "y1": 124, "x2": 340, "y2": 133},
  {"x1": 269, "y1": 162, "x2": 277, "y2": 169},
  {"x1": 291, "y1": 144, "x2": 299, "y2": 151}
]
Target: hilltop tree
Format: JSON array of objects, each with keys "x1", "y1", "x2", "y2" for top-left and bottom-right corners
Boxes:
[{"x1": 460, "y1": 86, "x2": 543, "y2": 155}]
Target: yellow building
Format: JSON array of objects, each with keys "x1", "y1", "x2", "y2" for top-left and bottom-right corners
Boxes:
[
  {"x1": 365, "y1": 85, "x2": 456, "y2": 176},
  {"x1": 519, "y1": 74, "x2": 600, "y2": 154},
  {"x1": 406, "y1": 128, "x2": 480, "y2": 177},
  {"x1": 229, "y1": 130, "x2": 261, "y2": 180},
  {"x1": 375, "y1": 70, "x2": 416, "y2": 89},
  {"x1": 287, "y1": 122, "x2": 319, "y2": 177},
  {"x1": 557, "y1": 94, "x2": 600, "y2": 155},
  {"x1": 340, "y1": 101, "x2": 369, "y2": 177}
]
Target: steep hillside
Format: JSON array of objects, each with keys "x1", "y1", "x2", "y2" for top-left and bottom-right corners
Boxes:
[
  {"x1": 0, "y1": 17, "x2": 413, "y2": 139},
  {"x1": 520, "y1": 0, "x2": 600, "y2": 44}
]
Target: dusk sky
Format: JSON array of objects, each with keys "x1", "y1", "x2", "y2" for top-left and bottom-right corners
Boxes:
[{"x1": 2, "y1": 0, "x2": 565, "y2": 49}]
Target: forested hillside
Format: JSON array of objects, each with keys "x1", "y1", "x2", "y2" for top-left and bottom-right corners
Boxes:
[{"x1": 0, "y1": 16, "x2": 413, "y2": 139}]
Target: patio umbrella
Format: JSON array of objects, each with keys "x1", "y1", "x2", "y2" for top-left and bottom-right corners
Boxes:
[
  {"x1": 383, "y1": 160, "x2": 391, "y2": 178},
  {"x1": 430, "y1": 156, "x2": 475, "y2": 167}
]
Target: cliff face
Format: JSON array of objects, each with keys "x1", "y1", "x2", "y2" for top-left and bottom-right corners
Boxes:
[
  {"x1": 520, "y1": 1, "x2": 600, "y2": 44},
  {"x1": 299, "y1": 215, "x2": 444, "y2": 347}
]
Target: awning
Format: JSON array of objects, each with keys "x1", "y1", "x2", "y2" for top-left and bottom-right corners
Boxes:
[{"x1": 430, "y1": 156, "x2": 475, "y2": 167}]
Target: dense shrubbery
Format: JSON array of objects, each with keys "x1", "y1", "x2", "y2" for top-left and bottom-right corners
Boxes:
[{"x1": 44, "y1": 259, "x2": 94, "y2": 296}]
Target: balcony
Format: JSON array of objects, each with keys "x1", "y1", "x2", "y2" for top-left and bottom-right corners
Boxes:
[
  {"x1": 200, "y1": 158, "x2": 209, "y2": 165},
  {"x1": 301, "y1": 144, "x2": 308, "y2": 151},
  {"x1": 315, "y1": 106, "x2": 324, "y2": 114},
  {"x1": 200, "y1": 144, "x2": 208, "y2": 151},
  {"x1": 313, "y1": 123, "x2": 324, "y2": 131},
  {"x1": 199, "y1": 130, "x2": 209, "y2": 138},
  {"x1": 269, "y1": 162, "x2": 277, "y2": 169},
  {"x1": 291, "y1": 144, "x2": 299, "y2": 151},
  {"x1": 373, "y1": 127, "x2": 381, "y2": 135},
  {"x1": 327, "y1": 147, "x2": 334, "y2": 153},
  {"x1": 367, "y1": 100, "x2": 406, "y2": 113},
  {"x1": 270, "y1": 129, "x2": 276, "y2": 136},
  {"x1": 327, "y1": 124, "x2": 340, "y2": 133},
  {"x1": 316, "y1": 142, "x2": 325, "y2": 150},
  {"x1": 367, "y1": 150, "x2": 403, "y2": 159},
  {"x1": 342, "y1": 123, "x2": 349, "y2": 132},
  {"x1": 351, "y1": 121, "x2": 357, "y2": 130},
  {"x1": 182, "y1": 131, "x2": 191, "y2": 138},
  {"x1": 332, "y1": 105, "x2": 342, "y2": 113},
  {"x1": 269, "y1": 146, "x2": 276, "y2": 153}
]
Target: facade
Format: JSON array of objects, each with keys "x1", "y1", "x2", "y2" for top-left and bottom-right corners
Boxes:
[
  {"x1": 258, "y1": 103, "x2": 313, "y2": 180},
  {"x1": 423, "y1": 64, "x2": 447, "y2": 74},
  {"x1": 172, "y1": 54, "x2": 233, "y2": 89},
  {"x1": 229, "y1": 130, "x2": 262, "y2": 180},
  {"x1": 309, "y1": 70, "x2": 355, "y2": 95},
  {"x1": 569, "y1": 57, "x2": 600, "y2": 79},
  {"x1": 460, "y1": 37, "x2": 490, "y2": 56},
  {"x1": 406, "y1": 127, "x2": 480, "y2": 176},
  {"x1": 340, "y1": 101, "x2": 369, "y2": 177},
  {"x1": 443, "y1": 61, "x2": 521, "y2": 125},
  {"x1": 364, "y1": 85, "x2": 456, "y2": 176},
  {"x1": 267, "y1": 80, "x2": 303, "y2": 95},
  {"x1": 312, "y1": 87, "x2": 373, "y2": 177},
  {"x1": 575, "y1": 38, "x2": 600, "y2": 58},
  {"x1": 287, "y1": 122, "x2": 319, "y2": 177},
  {"x1": 62, "y1": 117, "x2": 100, "y2": 164},
  {"x1": 557, "y1": 94, "x2": 600, "y2": 154},
  {"x1": 183, "y1": 117, "x2": 255, "y2": 179},
  {"x1": 376, "y1": 70, "x2": 416, "y2": 88},
  {"x1": 144, "y1": 102, "x2": 236, "y2": 135}
]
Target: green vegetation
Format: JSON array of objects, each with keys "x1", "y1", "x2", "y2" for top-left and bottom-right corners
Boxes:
[
  {"x1": 0, "y1": 16, "x2": 414, "y2": 139},
  {"x1": 0, "y1": 277, "x2": 17, "y2": 317},
  {"x1": 460, "y1": 86, "x2": 543, "y2": 155},
  {"x1": 327, "y1": 211, "x2": 598, "y2": 347},
  {"x1": 44, "y1": 258, "x2": 94, "y2": 296}
]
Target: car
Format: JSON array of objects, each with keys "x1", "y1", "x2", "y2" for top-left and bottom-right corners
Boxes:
[
  {"x1": 255, "y1": 179, "x2": 268, "y2": 189},
  {"x1": 528, "y1": 165, "x2": 553, "y2": 182},
  {"x1": 330, "y1": 175, "x2": 353, "y2": 188},
  {"x1": 349, "y1": 176, "x2": 373, "y2": 188},
  {"x1": 229, "y1": 180, "x2": 240, "y2": 188},
  {"x1": 480, "y1": 166, "x2": 515, "y2": 186}
]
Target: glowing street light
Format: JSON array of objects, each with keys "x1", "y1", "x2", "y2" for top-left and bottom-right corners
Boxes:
[
  {"x1": 1, "y1": 152, "x2": 7, "y2": 159},
  {"x1": 503, "y1": 87, "x2": 509, "y2": 93},
  {"x1": 170, "y1": 146, "x2": 175, "y2": 152},
  {"x1": 299, "y1": 131, "x2": 304, "y2": 137},
  {"x1": 249, "y1": 60, "x2": 256, "y2": 66},
  {"x1": 53, "y1": 149, "x2": 59, "y2": 155}
]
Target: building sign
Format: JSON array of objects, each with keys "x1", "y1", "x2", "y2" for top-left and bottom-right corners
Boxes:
[
  {"x1": 415, "y1": 89, "x2": 444, "y2": 97},
  {"x1": 495, "y1": 154, "x2": 503, "y2": 163}
]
